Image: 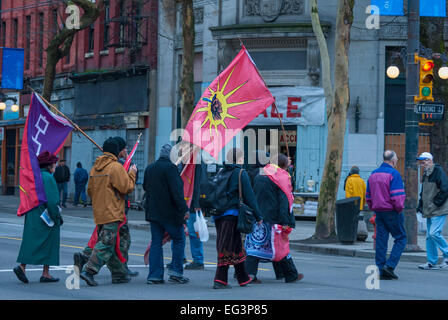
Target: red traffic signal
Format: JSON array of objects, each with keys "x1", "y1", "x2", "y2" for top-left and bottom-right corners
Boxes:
[{"x1": 422, "y1": 61, "x2": 434, "y2": 72}]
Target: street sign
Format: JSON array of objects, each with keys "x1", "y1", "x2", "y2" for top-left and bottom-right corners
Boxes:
[{"x1": 415, "y1": 102, "x2": 444, "y2": 120}]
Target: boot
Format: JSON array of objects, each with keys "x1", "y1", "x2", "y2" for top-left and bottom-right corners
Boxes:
[
  {"x1": 112, "y1": 274, "x2": 131, "y2": 284},
  {"x1": 80, "y1": 270, "x2": 98, "y2": 286}
]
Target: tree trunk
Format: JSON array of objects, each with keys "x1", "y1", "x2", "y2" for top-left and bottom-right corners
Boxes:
[
  {"x1": 179, "y1": 0, "x2": 195, "y2": 128},
  {"x1": 310, "y1": 0, "x2": 333, "y2": 117},
  {"x1": 314, "y1": 0, "x2": 355, "y2": 240},
  {"x1": 42, "y1": 0, "x2": 102, "y2": 101},
  {"x1": 420, "y1": 18, "x2": 448, "y2": 172}
]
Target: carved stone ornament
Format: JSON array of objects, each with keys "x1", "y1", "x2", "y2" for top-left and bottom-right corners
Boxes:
[
  {"x1": 260, "y1": 0, "x2": 283, "y2": 22},
  {"x1": 244, "y1": 0, "x2": 304, "y2": 22}
]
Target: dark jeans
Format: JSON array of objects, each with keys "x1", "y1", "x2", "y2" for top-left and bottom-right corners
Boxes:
[
  {"x1": 57, "y1": 182, "x2": 68, "y2": 206},
  {"x1": 74, "y1": 184, "x2": 87, "y2": 205},
  {"x1": 375, "y1": 211, "x2": 407, "y2": 271},
  {"x1": 246, "y1": 255, "x2": 299, "y2": 282},
  {"x1": 147, "y1": 221, "x2": 185, "y2": 281}
]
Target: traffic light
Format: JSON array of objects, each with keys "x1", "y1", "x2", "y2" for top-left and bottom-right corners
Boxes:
[{"x1": 415, "y1": 54, "x2": 435, "y2": 102}]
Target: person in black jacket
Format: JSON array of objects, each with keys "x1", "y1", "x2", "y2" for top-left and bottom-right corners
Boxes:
[
  {"x1": 143, "y1": 144, "x2": 190, "y2": 284},
  {"x1": 247, "y1": 153, "x2": 304, "y2": 283},
  {"x1": 212, "y1": 148, "x2": 263, "y2": 289},
  {"x1": 54, "y1": 159, "x2": 70, "y2": 208}
]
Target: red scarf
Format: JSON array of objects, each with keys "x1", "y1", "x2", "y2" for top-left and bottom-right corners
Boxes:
[{"x1": 263, "y1": 164, "x2": 294, "y2": 212}]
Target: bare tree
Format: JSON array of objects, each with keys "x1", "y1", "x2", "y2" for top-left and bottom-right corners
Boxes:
[
  {"x1": 42, "y1": 0, "x2": 103, "y2": 101},
  {"x1": 310, "y1": 0, "x2": 355, "y2": 240},
  {"x1": 178, "y1": 0, "x2": 195, "y2": 128}
]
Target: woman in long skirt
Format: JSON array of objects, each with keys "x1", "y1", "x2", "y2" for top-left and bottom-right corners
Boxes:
[
  {"x1": 13, "y1": 151, "x2": 63, "y2": 283},
  {"x1": 213, "y1": 148, "x2": 263, "y2": 289}
]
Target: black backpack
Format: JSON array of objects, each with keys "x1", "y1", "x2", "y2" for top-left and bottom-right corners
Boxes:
[{"x1": 199, "y1": 168, "x2": 235, "y2": 215}]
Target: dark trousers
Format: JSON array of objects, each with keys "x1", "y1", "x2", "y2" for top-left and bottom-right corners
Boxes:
[
  {"x1": 246, "y1": 255, "x2": 298, "y2": 282},
  {"x1": 214, "y1": 261, "x2": 251, "y2": 286},
  {"x1": 375, "y1": 211, "x2": 407, "y2": 271}
]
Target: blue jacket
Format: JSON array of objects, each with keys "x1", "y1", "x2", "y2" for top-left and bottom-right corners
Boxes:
[{"x1": 74, "y1": 168, "x2": 89, "y2": 186}]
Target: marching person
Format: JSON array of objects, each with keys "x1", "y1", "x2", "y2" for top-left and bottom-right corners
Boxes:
[
  {"x1": 212, "y1": 148, "x2": 263, "y2": 289},
  {"x1": 366, "y1": 150, "x2": 407, "y2": 280},
  {"x1": 13, "y1": 151, "x2": 63, "y2": 283},
  {"x1": 144, "y1": 144, "x2": 190, "y2": 284},
  {"x1": 247, "y1": 153, "x2": 303, "y2": 284},
  {"x1": 416, "y1": 152, "x2": 448, "y2": 270},
  {"x1": 74, "y1": 137, "x2": 139, "y2": 279},
  {"x1": 54, "y1": 159, "x2": 70, "y2": 208},
  {"x1": 79, "y1": 138, "x2": 137, "y2": 286},
  {"x1": 184, "y1": 159, "x2": 206, "y2": 270},
  {"x1": 73, "y1": 162, "x2": 89, "y2": 207}
]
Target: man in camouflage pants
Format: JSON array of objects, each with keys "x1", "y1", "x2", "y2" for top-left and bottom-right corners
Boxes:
[
  {"x1": 74, "y1": 137, "x2": 138, "y2": 278},
  {"x1": 79, "y1": 138, "x2": 137, "y2": 286}
]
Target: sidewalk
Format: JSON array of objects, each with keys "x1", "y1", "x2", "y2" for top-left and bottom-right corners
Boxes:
[{"x1": 0, "y1": 194, "x2": 430, "y2": 263}]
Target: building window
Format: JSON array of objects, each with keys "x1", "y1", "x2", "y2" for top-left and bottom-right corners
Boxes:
[
  {"x1": 103, "y1": 1, "x2": 110, "y2": 48},
  {"x1": 119, "y1": 0, "x2": 126, "y2": 45},
  {"x1": 39, "y1": 13, "x2": 44, "y2": 68},
  {"x1": 52, "y1": 9, "x2": 59, "y2": 36},
  {"x1": 88, "y1": 24, "x2": 95, "y2": 52},
  {"x1": 13, "y1": 18, "x2": 18, "y2": 48},
  {"x1": 249, "y1": 50, "x2": 307, "y2": 71},
  {"x1": 0, "y1": 21, "x2": 5, "y2": 47},
  {"x1": 25, "y1": 16, "x2": 31, "y2": 70}
]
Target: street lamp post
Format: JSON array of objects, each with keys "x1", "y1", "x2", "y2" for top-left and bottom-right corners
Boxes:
[
  {"x1": 404, "y1": 0, "x2": 421, "y2": 251},
  {"x1": 0, "y1": 91, "x2": 19, "y2": 114}
]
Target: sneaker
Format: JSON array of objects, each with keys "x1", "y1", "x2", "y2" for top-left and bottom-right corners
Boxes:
[
  {"x1": 80, "y1": 271, "x2": 98, "y2": 286},
  {"x1": 168, "y1": 275, "x2": 189, "y2": 284},
  {"x1": 147, "y1": 279, "x2": 165, "y2": 284},
  {"x1": 381, "y1": 266, "x2": 398, "y2": 280},
  {"x1": 73, "y1": 252, "x2": 88, "y2": 275},
  {"x1": 184, "y1": 262, "x2": 205, "y2": 270},
  {"x1": 213, "y1": 282, "x2": 231, "y2": 289},
  {"x1": 112, "y1": 275, "x2": 131, "y2": 284},
  {"x1": 439, "y1": 259, "x2": 448, "y2": 269},
  {"x1": 418, "y1": 262, "x2": 440, "y2": 270}
]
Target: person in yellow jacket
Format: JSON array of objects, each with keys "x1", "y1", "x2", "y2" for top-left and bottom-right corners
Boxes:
[{"x1": 344, "y1": 166, "x2": 366, "y2": 210}]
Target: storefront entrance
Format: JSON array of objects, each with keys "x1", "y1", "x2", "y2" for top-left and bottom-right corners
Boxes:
[{"x1": 1, "y1": 126, "x2": 23, "y2": 195}]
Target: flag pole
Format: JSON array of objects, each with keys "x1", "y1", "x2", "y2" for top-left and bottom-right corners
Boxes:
[
  {"x1": 238, "y1": 39, "x2": 290, "y2": 159},
  {"x1": 30, "y1": 89, "x2": 103, "y2": 152}
]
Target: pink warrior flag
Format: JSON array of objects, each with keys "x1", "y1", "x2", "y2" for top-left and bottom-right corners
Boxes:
[
  {"x1": 17, "y1": 93, "x2": 73, "y2": 216},
  {"x1": 182, "y1": 45, "x2": 274, "y2": 159}
]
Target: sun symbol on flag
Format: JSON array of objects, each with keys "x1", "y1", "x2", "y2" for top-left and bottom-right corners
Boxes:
[{"x1": 195, "y1": 66, "x2": 256, "y2": 136}]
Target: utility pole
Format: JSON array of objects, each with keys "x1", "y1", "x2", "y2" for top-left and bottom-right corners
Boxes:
[{"x1": 404, "y1": 0, "x2": 421, "y2": 251}]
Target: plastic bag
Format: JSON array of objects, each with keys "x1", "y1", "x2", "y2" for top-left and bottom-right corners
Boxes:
[
  {"x1": 193, "y1": 210, "x2": 209, "y2": 242},
  {"x1": 271, "y1": 224, "x2": 291, "y2": 262}
]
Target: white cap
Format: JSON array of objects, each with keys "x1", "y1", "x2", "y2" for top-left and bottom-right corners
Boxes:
[{"x1": 416, "y1": 152, "x2": 433, "y2": 161}]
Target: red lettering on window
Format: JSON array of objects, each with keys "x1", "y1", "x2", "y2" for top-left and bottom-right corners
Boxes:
[
  {"x1": 271, "y1": 105, "x2": 283, "y2": 118},
  {"x1": 287, "y1": 97, "x2": 302, "y2": 118}
]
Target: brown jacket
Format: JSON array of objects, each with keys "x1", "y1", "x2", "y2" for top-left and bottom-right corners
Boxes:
[{"x1": 87, "y1": 152, "x2": 136, "y2": 225}]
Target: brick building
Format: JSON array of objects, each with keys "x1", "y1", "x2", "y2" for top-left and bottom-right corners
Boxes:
[{"x1": 0, "y1": 0, "x2": 158, "y2": 198}]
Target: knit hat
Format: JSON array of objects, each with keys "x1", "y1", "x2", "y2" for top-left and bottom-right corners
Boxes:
[
  {"x1": 159, "y1": 144, "x2": 173, "y2": 159},
  {"x1": 113, "y1": 136, "x2": 127, "y2": 152},
  {"x1": 103, "y1": 137, "x2": 120, "y2": 157},
  {"x1": 37, "y1": 151, "x2": 59, "y2": 167}
]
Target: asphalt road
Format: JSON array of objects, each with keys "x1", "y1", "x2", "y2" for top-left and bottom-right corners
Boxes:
[{"x1": 1, "y1": 212, "x2": 447, "y2": 301}]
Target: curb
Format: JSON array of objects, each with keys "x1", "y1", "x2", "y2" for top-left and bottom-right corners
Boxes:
[
  {"x1": 290, "y1": 243, "x2": 428, "y2": 263},
  {"x1": 125, "y1": 223, "x2": 428, "y2": 263}
]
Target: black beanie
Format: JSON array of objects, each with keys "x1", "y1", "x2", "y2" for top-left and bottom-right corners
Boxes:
[
  {"x1": 103, "y1": 137, "x2": 120, "y2": 157},
  {"x1": 113, "y1": 136, "x2": 126, "y2": 152}
]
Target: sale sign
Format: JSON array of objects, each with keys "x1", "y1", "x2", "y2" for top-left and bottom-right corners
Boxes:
[{"x1": 249, "y1": 86, "x2": 325, "y2": 126}]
